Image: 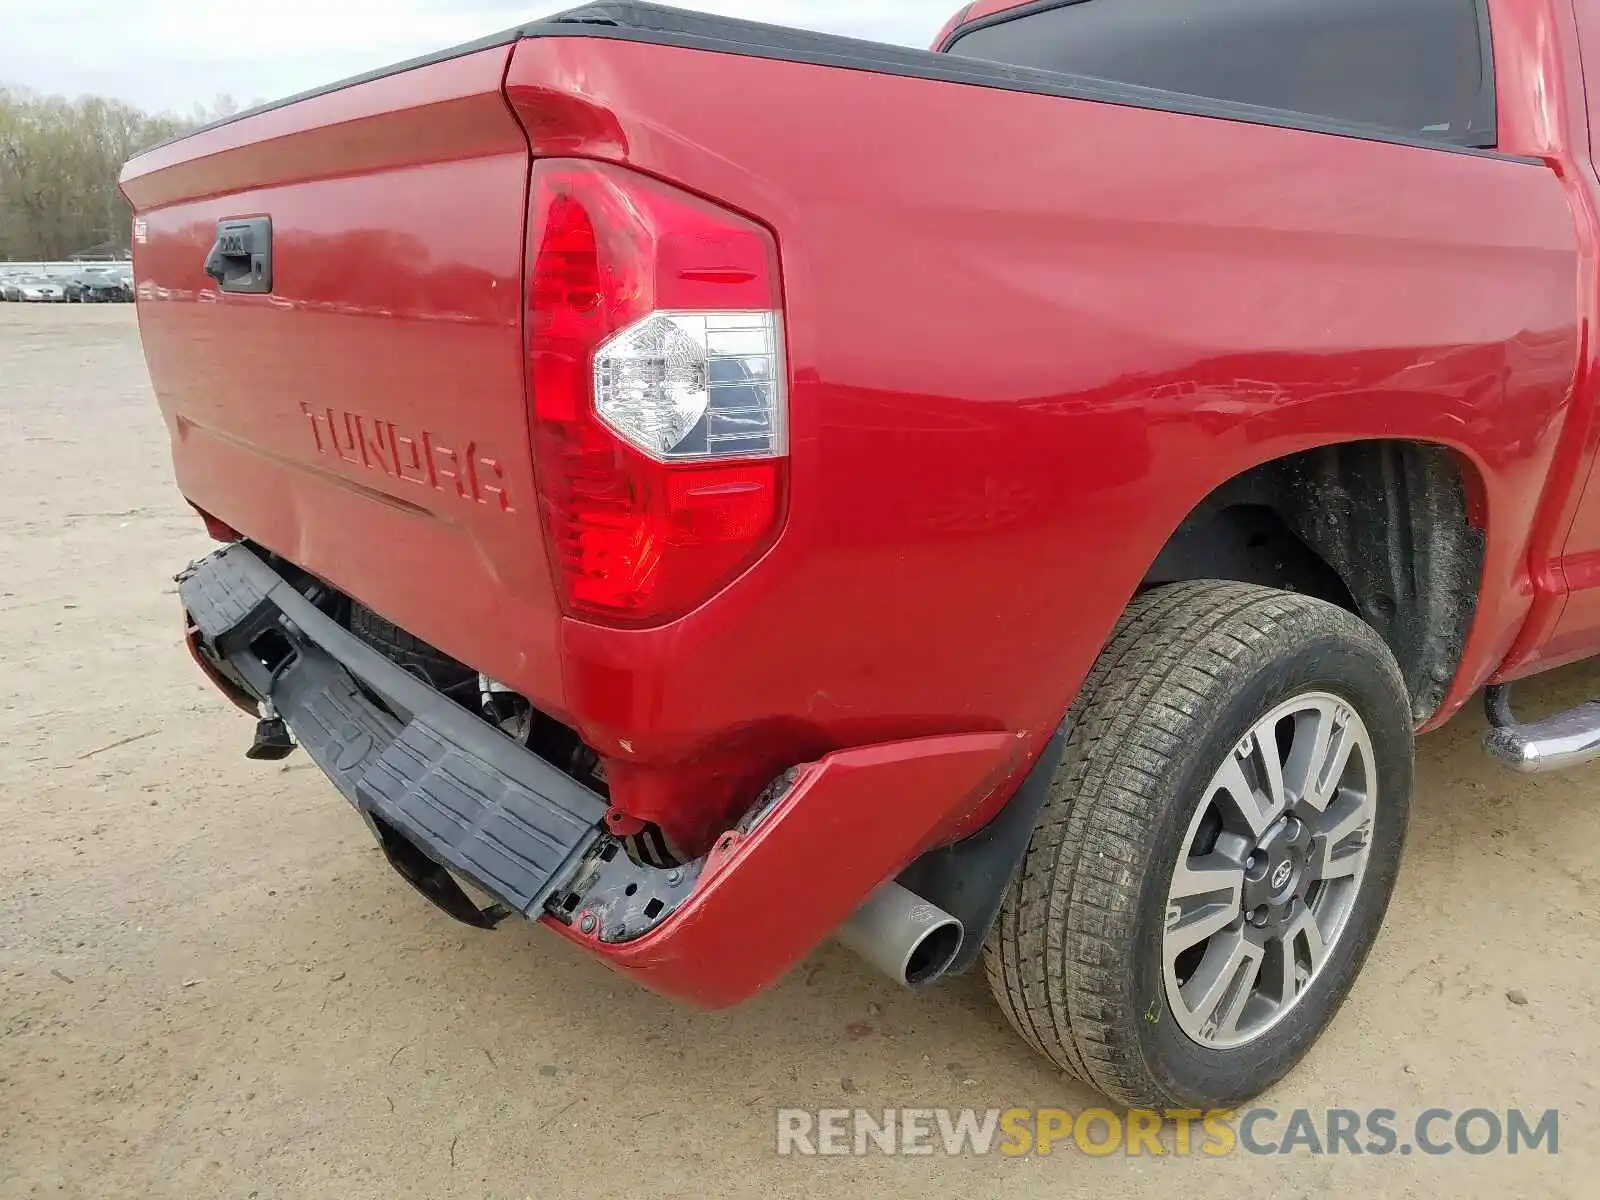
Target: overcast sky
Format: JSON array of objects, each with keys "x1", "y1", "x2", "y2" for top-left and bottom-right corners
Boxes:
[{"x1": 0, "y1": 0, "x2": 954, "y2": 114}]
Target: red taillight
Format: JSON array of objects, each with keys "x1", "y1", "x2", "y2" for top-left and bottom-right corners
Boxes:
[{"x1": 525, "y1": 160, "x2": 787, "y2": 625}]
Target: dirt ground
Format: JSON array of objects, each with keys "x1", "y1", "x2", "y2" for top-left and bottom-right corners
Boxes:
[{"x1": 1, "y1": 302, "x2": 1596, "y2": 1198}]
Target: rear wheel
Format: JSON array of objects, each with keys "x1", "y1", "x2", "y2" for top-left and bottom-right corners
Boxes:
[{"x1": 985, "y1": 582, "x2": 1412, "y2": 1107}]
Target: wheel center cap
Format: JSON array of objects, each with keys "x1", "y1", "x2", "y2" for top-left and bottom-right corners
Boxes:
[{"x1": 1243, "y1": 814, "x2": 1315, "y2": 922}]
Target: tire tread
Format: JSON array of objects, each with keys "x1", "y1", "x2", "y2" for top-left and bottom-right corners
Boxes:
[{"x1": 983, "y1": 582, "x2": 1408, "y2": 1106}]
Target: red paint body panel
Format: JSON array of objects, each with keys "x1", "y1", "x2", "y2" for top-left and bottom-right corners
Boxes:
[
  {"x1": 123, "y1": 48, "x2": 572, "y2": 719},
  {"x1": 550, "y1": 732, "x2": 1016, "y2": 1007},
  {"x1": 1481, "y1": 0, "x2": 1600, "y2": 681},
  {"x1": 504, "y1": 29, "x2": 1576, "y2": 792},
  {"x1": 1509, "y1": 0, "x2": 1600, "y2": 677},
  {"x1": 958, "y1": 0, "x2": 1038, "y2": 25},
  {"x1": 930, "y1": 3, "x2": 976, "y2": 49},
  {"x1": 120, "y1": 0, "x2": 1600, "y2": 1005}
]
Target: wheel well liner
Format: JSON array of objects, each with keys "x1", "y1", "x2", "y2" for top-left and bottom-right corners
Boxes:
[{"x1": 1144, "y1": 441, "x2": 1484, "y2": 724}]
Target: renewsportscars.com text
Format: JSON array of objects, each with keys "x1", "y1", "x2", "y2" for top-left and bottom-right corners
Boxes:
[{"x1": 776, "y1": 1107, "x2": 1560, "y2": 1158}]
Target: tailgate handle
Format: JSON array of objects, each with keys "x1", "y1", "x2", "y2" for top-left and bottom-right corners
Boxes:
[{"x1": 204, "y1": 217, "x2": 273, "y2": 294}]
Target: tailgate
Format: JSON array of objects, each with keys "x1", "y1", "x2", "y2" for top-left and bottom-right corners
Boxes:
[{"x1": 119, "y1": 44, "x2": 563, "y2": 708}]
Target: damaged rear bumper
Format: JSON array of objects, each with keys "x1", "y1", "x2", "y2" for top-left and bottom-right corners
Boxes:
[{"x1": 179, "y1": 545, "x2": 1016, "y2": 1007}]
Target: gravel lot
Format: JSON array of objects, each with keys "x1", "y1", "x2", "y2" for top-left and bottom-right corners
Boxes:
[{"x1": 2, "y1": 303, "x2": 1597, "y2": 1198}]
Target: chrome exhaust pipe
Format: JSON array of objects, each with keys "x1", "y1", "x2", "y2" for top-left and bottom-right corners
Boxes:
[{"x1": 836, "y1": 882, "x2": 964, "y2": 988}]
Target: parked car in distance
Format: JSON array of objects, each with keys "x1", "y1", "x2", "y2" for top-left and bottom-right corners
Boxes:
[
  {"x1": 63, "y1": 272, "x2": 99, "y2": 302},
  {"x1": 8, "y1": 276, "x2": 64, "y2": 302},
  {"x1": 65, "y1": 269, "x2": 132, "y2": 302}
]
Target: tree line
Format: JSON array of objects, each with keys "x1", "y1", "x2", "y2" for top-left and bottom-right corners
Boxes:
[{"x1": 0, "y1": 86, "x2": 237, "y2": 261}]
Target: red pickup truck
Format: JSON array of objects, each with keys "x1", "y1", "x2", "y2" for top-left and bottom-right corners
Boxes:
[{"x1": 122, "y1": 0, "x2": 1600, "y2": 1107}]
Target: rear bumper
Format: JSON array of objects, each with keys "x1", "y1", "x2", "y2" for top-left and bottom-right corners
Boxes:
[{"x1": 179, "y1": 545, "x2": 1017, "y2": 1006}]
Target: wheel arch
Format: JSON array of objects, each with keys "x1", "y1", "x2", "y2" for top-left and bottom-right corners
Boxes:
[{"x1": 1142, "y1": 439, "x2": 1487, "y2": 725}]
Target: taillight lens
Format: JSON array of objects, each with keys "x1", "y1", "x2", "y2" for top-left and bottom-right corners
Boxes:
[
  {"x1": 596, "y1": 311, "x2": 786, "y2": 461},
  {"x1": 526, "y1": 160, "x2": 787, "y2": 625}
]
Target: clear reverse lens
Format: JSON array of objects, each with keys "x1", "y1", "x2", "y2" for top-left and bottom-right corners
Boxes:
[{"x1": 593, "y1": 311, "x2": 786, "y2": 462}]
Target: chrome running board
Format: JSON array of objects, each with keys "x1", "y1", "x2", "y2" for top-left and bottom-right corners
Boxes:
[{"x1": 1483, "y1": 685, "x2": 1600, "y2": 774}]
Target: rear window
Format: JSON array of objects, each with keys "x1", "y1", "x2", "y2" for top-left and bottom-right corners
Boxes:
[{"x1": 947, "y1": 0, "x2": 1494, "y2": 147}]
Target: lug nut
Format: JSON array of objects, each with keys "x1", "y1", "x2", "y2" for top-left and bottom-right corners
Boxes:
[
  {"x1": 579, "y1": 913, "x2": 597, "y2": 935},
  {"x1": 1250, "y1": 906, "x2": 1270, "y2": 928}
]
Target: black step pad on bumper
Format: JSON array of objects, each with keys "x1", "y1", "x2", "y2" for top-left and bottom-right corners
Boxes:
[
  {"x1": 357, "y1": 721, "x2": 599, "y2": 913},
  {"x1": 178, "y1": 545, "x2": 607, "y2": 917}
]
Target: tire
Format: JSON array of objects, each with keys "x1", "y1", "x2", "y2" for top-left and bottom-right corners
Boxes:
[
  {"x1": 347, "y1": 603, "x2": 478, "y2": 698},
  {"x1": 985, "y1": 581, "x2": 1413, "y2": 1108}
]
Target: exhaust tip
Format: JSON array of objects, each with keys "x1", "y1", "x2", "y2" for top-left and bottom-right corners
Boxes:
[
  {"x1": 902, "y1": 914, "x2": 963, "y2": 987},
  {"x1": 836, "y1": 883, "x2": 965, "y2": 990}
]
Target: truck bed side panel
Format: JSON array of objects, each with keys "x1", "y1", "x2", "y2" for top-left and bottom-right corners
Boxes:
[{"x1": 505, "y1": 35, "x2": 1577, "y2": 825}]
